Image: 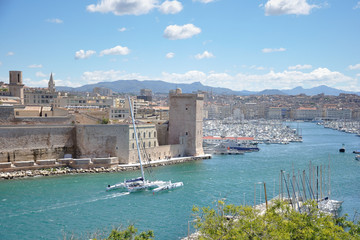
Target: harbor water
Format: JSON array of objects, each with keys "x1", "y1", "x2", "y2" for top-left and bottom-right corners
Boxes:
[{"x1": 0, "y1": 122, "x2": 359, "y2": 239}]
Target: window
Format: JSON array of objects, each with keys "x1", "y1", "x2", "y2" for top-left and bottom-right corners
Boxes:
[
  {"x1": 132, "y1": 133, "x2": 134, "y2": 139},
  {"x1": 143, "y1": 132, "x2": 146, "y2": 138},
  {"x1": 132, "y1": 143, "x2": 134, "y2": 149},
  {"x1": 154, "y1": 141, "x2": 156, "y2": 147},
  {"x1": 154, "y1": 132, "x2": 156, "y2": 138},
  {"x1": 149, "y1": 142, "x2": 151, "y2": 147},
  {"x1": 149, "y1": 132, "x2": 151, "y2": 138},
  {"x1": 16, "y1": 111, "x2": 19, "y2": 116}
]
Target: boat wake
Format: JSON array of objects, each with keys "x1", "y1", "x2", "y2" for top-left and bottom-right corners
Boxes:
[{"x1": 5, "y1": 192, "x2": 130, "y2": 218}]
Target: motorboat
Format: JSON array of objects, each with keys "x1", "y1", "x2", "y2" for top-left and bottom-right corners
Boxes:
[{"x1": 339, "y1": 144, "x2": 345, "y2": 153}]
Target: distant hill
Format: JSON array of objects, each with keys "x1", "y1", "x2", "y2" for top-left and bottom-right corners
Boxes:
[
  {"x1": 57, "y1": 80, "x2": 359, "y2": 96},
  {"x1": 57, "y1": 80, "x2": 254, "y2": 95},
  {"x1": 282, "y1": 85, "x2": 356, "y2": 96},
  {"x1": 257, "y1": 89, "x2": 287, "y2": 95}
]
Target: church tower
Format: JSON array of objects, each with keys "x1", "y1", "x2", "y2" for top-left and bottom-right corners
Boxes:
[
  {"x1": 48, "y1": 73, "x2": 55, "y2": 93},
  {"x1": 9, "y1": 71, "x2": 24, "y2": 104}
]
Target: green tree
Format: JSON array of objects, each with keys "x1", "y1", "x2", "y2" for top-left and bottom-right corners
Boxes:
[
  {"x1": 192, "y1": 200, "x2": 360, "y2": 240},
  {"x1": 101, "y1": 118, "x2": 109, "y2": 124},
  {"x1": 106, "y1": 225, "x2": 154, "y2": 240}
]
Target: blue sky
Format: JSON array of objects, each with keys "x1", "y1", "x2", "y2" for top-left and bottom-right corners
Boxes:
[{"x1": 0, "y1": 0, "x2": 360, "y2": 91}]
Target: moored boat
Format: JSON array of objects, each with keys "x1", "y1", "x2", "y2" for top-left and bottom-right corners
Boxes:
[{"x1": 339, "y1": 144, "x2": 345, "y2": 153}]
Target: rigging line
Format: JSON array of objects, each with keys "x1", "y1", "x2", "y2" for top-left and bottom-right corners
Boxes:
[{"x1": 135, "y1": 124, "x2": 154, "y2": 175}]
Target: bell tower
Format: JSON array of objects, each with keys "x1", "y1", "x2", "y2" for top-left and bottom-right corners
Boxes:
[
  {"x1": 48, "y1": 72, "x2": 55, "y2": 93},
  {"x1": 9, "y1": 71, "x2": 24, "y2": 104}
]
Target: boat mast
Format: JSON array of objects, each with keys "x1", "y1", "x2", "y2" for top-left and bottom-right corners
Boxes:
[{"x1": 128, "y1": 96, "x2": 145, "y2": 183}]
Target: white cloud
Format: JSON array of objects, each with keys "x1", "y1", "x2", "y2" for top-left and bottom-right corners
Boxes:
[
  {"x1": 36, "y1": 72, "x2": 47, "y2": 78},
  {"x1": 262, "y1": 47, "x2": 286, "y2": 53},
  {"x1": 87, "y1": 0, "x2": 158, "y2": 16},
  {"x1": 166, "y1": 52, "x2": 175, "y2": 59},
  {"x1": 100, "y1": 45, "x2": 130, "y2": 56},
  {"x1": 193, "y1": 0, "x2": 216, "y2": 3},
  {"x1": 195, "y1": 51, "x2": 214, "y2": 60},
  {"x1": 348, "y1": 63, "x2": 360, "y2": 70},
  {"x1": 234, "y1": 68, "x2": 356, "y2": 91},
  {"x1": 7, "y1": 52, "x2": 14, "y2": 56},
  {"x1": 46, "y1": 18, "x2": 63, "y2": 24},
  {"x1": 81, "y1": 70, "x2": 149, "y2": 84},
  {"x1": 118, "y1": 27, "x2": 127, "y2": 32},
  {"x1": 160, "y1": 68, "x2": 358, "y2": 91},
  {"x1": 249, "y1": 65, "x2": 266, "y2": 70},
  {"x1": 162, "y1": 70, "x2": 207, "y2": 84},
  {"x1": 28, "y1": 64, "x2": 43, "y2": 68},
  {"x1": 288, "y1": 64, "x2": 312, "y2": 70},
  {"x1": 75, "y1": 49, "x2": 96, "y2": 59},
  {"x1": 164, "y1": 24, "x2": 201, "y2": 40},
  {"x1": 354, "y1": 2, "x2": 360, "y2": 9},
  {"x1": 264, "y1": 0, "x2": 319, "y2": 16},
  {"x1": 159, "y1": 0, "x2": 183, "y2": 14}
]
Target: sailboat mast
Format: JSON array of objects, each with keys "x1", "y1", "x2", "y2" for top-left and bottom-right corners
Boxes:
[{"x1": 128, "y1": 96, "x2": 145, "y2": 183}]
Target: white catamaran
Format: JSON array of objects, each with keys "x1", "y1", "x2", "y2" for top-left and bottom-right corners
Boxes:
[{"x1": 106, "y1": 97, "x2": 183, "y2": 193}]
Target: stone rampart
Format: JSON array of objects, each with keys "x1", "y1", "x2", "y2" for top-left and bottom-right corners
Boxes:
[
  {"x1": 128, "y1": 144, "x2": 185, "y2": 164},
  {"x1": 0, "y1": 125, "x2": 76, "y2": 162},
  {"x1": 0, "y1": 106, "x2": 14, "y2": 122}
]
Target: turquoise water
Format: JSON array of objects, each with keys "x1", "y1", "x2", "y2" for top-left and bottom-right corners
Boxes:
[{"x1": 0, "y1": 122, "x2": 359, "y2": 239}]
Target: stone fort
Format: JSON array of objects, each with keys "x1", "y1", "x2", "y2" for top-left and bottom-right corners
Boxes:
[{"x1": 0, "y1": 89, "x2": 204, "y2": 166}]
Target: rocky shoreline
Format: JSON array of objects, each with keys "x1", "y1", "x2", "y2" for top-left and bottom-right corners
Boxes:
[{"x1": 0, "y1": 155, "x2": 211, "y2": 180}]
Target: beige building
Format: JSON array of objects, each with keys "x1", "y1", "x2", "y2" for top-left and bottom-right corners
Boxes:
[
  {"x1": 24, "y1": 73, "x2": 57, "y2": 106},
  {"x1": 14, "y1": 106, "x2": 68, "y2": 118},
  {"x1": 294, "y1": 107, "x2": 322, "y2": 120},
  {"x1": 53, "y1": 95, "x2": 114, "y2": 109},
  {"x1": 109, "y1": 107, "x2": 130, "y2": 121}
]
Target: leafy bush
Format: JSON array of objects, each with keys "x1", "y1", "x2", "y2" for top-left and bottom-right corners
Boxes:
[{"x1": 192, "y1": 200, "x2": 360, "y2": 240}]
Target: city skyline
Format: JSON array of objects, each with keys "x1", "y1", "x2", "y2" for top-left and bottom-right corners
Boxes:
[{"x1": 0, "y1": 0, "x2": 359, "y2": 91}]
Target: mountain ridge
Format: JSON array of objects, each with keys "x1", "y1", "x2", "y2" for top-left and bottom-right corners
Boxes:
[{"x1": 57, "y1": 80, "x2": 359, "y2": 96}]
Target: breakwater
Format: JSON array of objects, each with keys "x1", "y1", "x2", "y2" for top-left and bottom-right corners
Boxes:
[
  {"x1": 0, "y1": 155, "x2": 211, "y2": 180},
  {"x1": 319, "y1": 120, "x2": 360, "y2": 135}
]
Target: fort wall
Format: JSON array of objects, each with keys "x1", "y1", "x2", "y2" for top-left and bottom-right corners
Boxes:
[{"x1": 0, "y1": 125, "x2": 76, "y2": 162}]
